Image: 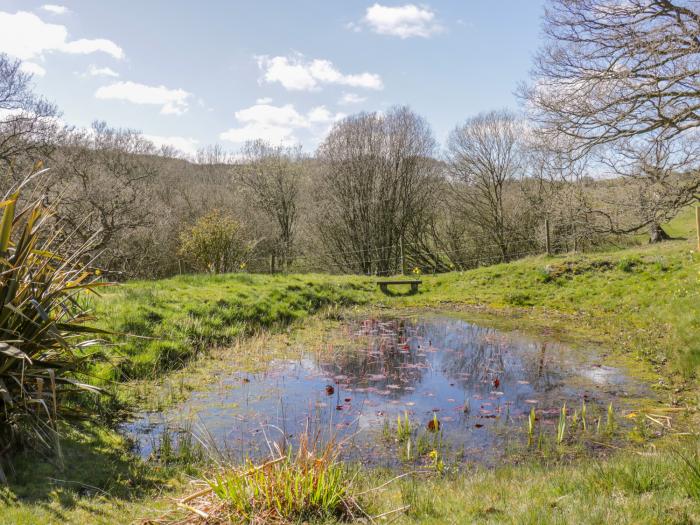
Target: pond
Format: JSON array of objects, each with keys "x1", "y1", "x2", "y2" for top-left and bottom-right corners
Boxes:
[{"x1": 124, "y1": 313, "x2": 650, "y2": 466}]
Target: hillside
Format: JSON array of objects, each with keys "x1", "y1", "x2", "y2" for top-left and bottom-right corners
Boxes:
[{"x1": 91, "y1": 226, "x2": 699, "y2": 385}]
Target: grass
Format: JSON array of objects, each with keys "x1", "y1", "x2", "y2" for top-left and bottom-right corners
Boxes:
[
  {"x1": 89, "y1": 233, "x2": 700, "y2": 385},
  {"x1": 2, "y1": 212, "x2": 700, "y2": 524},
  {"x1": 0, "y1": 422, "x2": 188, "y2": 524},
  {"x1": 205, "y1": 433, "x2": 358, "y2": 523},
  {"x1": 87, "y1": 273, "x2": 373, "y2": 382},
  {"x1": 362, "y1": 437, "x2": 700, "y2": 524}
]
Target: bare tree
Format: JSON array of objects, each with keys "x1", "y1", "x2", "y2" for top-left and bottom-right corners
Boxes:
[
  {"x1": 316, "y1": 106, "x2": 438, "y2": 275},
  {"x1": 50, "y1": 121, "x2": 158, "y2": 270},
  {"x1": 0, "y1": 55, "x2": 60, "y2": 181},
  {"x1": 595, "y1": 131, "x2": 700, "y2": 241},
  {"x1": 523, "y1": 0, "x2": 700, "y2": 153},
  {"x1": 446, "y1": 110, "x2": 536, "y2": 261},
  {"x1": 238, "y1": 140, "x2": 303, "y2": 270},
  {"x1": 520, "y1": 134, "x2": 607, "y2": 252}
]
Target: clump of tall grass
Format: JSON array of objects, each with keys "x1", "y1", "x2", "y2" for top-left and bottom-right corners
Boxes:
[
  {"x1": 0, "y1": 171, "x2": 106, "y2": 481},
  {"x1": 152, "y1": 423, "x2": 206, "y2": 468},
  {"x1": 203, "y1": 432, "x2": 361, "y2": 523}
]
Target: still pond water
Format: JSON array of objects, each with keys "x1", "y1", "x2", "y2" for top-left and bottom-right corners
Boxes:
[{"x1": 125, "y1": 314, "x2": 648, "y2": 465}]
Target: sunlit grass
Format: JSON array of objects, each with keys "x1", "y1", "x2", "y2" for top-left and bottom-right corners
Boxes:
[
  {"x1": 203, "y1": 433, "x2": 359, "y2": 523},
  {"x1": 4, "y1": 231, "x2": 698, "y2": 523}
]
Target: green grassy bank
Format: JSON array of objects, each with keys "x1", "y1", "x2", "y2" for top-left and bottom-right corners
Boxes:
[
  {"x1": 2, "y1": 214, "x2": 700, "y2": 524},
  {"x1": 92, "y1": 236, "x2": 699, "y2": 383}
]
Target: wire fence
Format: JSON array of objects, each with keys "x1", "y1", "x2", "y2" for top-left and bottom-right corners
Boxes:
[{"x1": 231, "y1": 228, "x2": 551, "y2": 277}]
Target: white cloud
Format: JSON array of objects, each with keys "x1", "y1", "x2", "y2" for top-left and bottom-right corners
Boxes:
[
  {"x1": 0, "y1": 11, "x2": 124, "y2": 62},
  {"x1": 142, "y1": 134, "x2": 200, "y2": 157},
  {"x1": 95, "y1": 81, "x2": 191, "y2": 115},
  {"x1": 41, "y1": 4, "x2": 68, "y2": 15},
  {"x1": 257, "y1": 54, "x2": 383, "y2": 91},
  {"x1": 85, "y1": 65, "x2": 119, "y2": 77},
  {"x1": 61, "y1": 38, "x2": 123, "y2": 57},
  {"x1": 308, "y1": 106, "x2": 336, "y2": 123},
  {"x1": 220, "y1": 103, "x2": 344, "y2": 145},
  {"x1": 19, "y1": 61, "x2": 46, "y2": 77},
  {"x1": 362, "y1": 4, "x2": 443, "y2": 38},
  {"x1": 256, "y1": 97, "x2": 273, "y2": 104},
  {"x1": 339, "y1": 92, "x2": 367, "y2": 105}
]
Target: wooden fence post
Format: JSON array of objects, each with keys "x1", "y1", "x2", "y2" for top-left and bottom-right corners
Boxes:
[
  {"x1": 400, "y1": 237, "x2": 406, "y2": 276},
  {"x1": 545, "y1": 218, "x2": 551, "y2": 256},
  {"x1": 696, "y1": 206, "x2": 700, "y2": 251}
]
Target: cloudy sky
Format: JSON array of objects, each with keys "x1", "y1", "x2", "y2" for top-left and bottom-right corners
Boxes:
[{"x1": 0, "y1": 1, "x2": 544, "y2": 156}]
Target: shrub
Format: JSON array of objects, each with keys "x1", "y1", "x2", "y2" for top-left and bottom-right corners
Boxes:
[
  {"x1": 0, "y1": 177, "x2": 106, "y2": 481},
  {"x1": 178, "y1": 210, "x2": 254, "y2": 274}
]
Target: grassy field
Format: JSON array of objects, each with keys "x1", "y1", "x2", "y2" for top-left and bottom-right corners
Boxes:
[
  {"x1": 2, "y1": 212, "x2": 700, "y2": 524},
  {"x1": 91, "y1": 225, "x2": 699, "y2": 382},
  {"x1": 87, "y1": 273, "x2": 373, "y2": 382}
]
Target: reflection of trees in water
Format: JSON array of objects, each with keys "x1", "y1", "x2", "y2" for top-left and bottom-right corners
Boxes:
[
  {"x1": 518, "y1": 342, "x2": 566, "y2": 392},
  {"x1": 413, "y1": 321, "x2": 564, "y2": 393},
  {"x1": 315, "y1": 319, "x2": 429, "y2": 393},
  {"x1": 314, "y1": 317, "x2": 568, "y2": 399}
]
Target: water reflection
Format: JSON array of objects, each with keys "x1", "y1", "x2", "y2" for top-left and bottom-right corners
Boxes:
[{"x1": 124, "y1": 315, "x2": 646, "y2": 465}]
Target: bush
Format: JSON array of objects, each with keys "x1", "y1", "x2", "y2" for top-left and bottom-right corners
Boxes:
[
  {"x1": 0, "y1": 178, "x2": 105, "y2": 481},
  {"x1": 178, "y1": 210, "x2": 254, "y2": 274}
]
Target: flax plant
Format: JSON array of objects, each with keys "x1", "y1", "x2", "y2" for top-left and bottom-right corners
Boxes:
[{"x1": 0, "y1": 169, "x2": 108, "y2": 481}]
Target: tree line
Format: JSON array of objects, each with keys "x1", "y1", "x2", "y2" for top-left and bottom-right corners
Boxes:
[{"x1": 1, "y1": 0, "x2": 699, "y2": 278}]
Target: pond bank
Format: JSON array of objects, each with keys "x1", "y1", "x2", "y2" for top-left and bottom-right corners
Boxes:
[{"x1": 2, "y1": 239, "x2": 699, "y2": 524}]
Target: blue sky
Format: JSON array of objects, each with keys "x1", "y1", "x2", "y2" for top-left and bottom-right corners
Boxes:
[{"x1": 0, "y1": 1, "x2": 545, "y2": 156}]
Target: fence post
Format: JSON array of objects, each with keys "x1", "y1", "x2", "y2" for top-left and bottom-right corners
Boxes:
[
  {"x1": 270, "y1": 254, "x2": 276, "y2": 274},
  {"x1": 696, "y1": 206, "x2": 700, "y2": 251},
  {"x1": 545, "y1": 218, "x2": 551, "y2": 256},
  {"x1": 400, "y1": 237, "x2": 406, "y2": 276}
]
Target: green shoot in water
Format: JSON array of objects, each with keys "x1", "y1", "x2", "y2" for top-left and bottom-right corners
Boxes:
[
  {"x1": 606, "y1": 403, "x2": 615, "y2": 435},
  {"x1": 581, "y1": 400, "x2": 587, "y2": 432},
  {"x1": 528, "y1": 406, "x2": 536, "y2": 447},
  {"x1": 397, "y1": 411, "x2": 412, "y2": 443},
  {"x1": 556, "y1": 402, "x2": 567, "y2": 444}
]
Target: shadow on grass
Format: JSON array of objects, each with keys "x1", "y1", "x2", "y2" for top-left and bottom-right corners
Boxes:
[
  {"x1": 378, "y1": 286, "x2": 421, "y2": 297},
  {"x1": 0, "y1": 422, "x2": 171, "y2": 513}
]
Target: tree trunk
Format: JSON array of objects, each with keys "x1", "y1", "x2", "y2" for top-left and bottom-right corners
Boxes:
[{"x1": 648, "y1": 222, "x2": 671, "y2": 243}]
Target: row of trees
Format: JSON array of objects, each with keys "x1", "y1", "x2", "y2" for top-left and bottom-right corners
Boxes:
[{"x1": 1, "y1": 0, "x2": 699, "y2": 277}]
